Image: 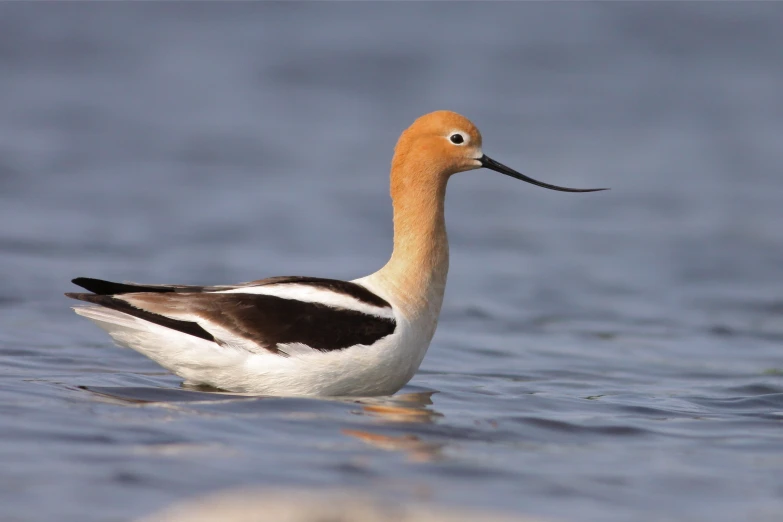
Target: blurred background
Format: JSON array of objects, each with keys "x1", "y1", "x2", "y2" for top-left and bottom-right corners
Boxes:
[{"x1": 1, "y1": 3, "x2": 782, "y2": 522}]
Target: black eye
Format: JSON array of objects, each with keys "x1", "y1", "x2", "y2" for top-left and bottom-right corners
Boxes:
[{"x1": 450, "y1": 133, "x2": 464, "y2": 144}]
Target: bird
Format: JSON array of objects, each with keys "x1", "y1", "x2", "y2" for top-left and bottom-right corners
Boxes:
[{"x1": 66, "y1": 111, "x2": 606, "y2": 397}]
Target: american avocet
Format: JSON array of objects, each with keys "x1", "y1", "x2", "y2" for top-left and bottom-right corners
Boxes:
[{"x1": 66, "y1": 111, "x2": 605, "y2": 397}]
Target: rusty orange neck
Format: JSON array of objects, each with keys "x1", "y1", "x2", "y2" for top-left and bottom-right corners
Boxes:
[{"x1": 374, "y1": 157, "x2": 450, "y2": 319}]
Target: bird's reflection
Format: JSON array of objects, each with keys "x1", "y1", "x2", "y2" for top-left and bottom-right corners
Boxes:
[
  {"x1": 341, "y1": 429, "x2": 444, "y2": 462},
  {"x1": 79, "y1": 384, "x2": 446, "y2": 461},
  {"x1": 354, "y1": 390, "x2": 442, "y2": 424},
  {"x1": 344, "y1": 390, "x2": 446, "y2": 461}
]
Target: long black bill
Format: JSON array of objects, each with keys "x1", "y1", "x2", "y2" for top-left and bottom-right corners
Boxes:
[{"x1": 479, "y1": 155, "x2": 607, "y2": 193}]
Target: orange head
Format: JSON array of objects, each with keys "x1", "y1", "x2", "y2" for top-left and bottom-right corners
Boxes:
[
  {"x1": 391, "y1": 111, "x2": 484, "y2": 180},
  {"x1": 391, "y1": 110, "x2": 607, "y2": 194}
]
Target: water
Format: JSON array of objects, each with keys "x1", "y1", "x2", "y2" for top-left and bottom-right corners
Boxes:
[{"x1": 2, "y1": 3, "x2": 783, "y2": 521}]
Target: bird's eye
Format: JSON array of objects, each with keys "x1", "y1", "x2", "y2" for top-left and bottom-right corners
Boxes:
[{"x1": 450, "y1": 133, "x2": 465, "y2": 145}]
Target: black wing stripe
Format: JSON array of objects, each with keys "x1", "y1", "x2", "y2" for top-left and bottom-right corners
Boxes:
[
  {"x1": 191, "y1": 294, "x2": 396, "y2": 353},
  {"x1": 70, "y1": 276, "x2": 391, "y2": 309},
  {"x1": 65, "y1": 293, "x2": 216, "y2": 343},
  {"x1": 67, "y1": 291, "x2": 396, "y2": 355},
  {"x1": 71, "y1": 278, "x2": 206, "y2": 295}
]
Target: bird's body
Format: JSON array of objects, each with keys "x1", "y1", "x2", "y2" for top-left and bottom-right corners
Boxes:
[
  {"x1": 67, "y1": 111, "x2": 604, "y2": 397},
  {"x1": 70, "y1": 274, "x2": 437, "y2": 396}
]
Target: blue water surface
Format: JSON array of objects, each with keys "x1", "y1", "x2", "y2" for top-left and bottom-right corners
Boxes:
[{"x1": 1, "y1": 3, "x2": 782, "y2": 522}]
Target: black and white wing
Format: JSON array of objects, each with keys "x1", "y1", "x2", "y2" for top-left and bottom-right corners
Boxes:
[{"x1": 66, "y1": 276, "x2": 396, "y2": 356}]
